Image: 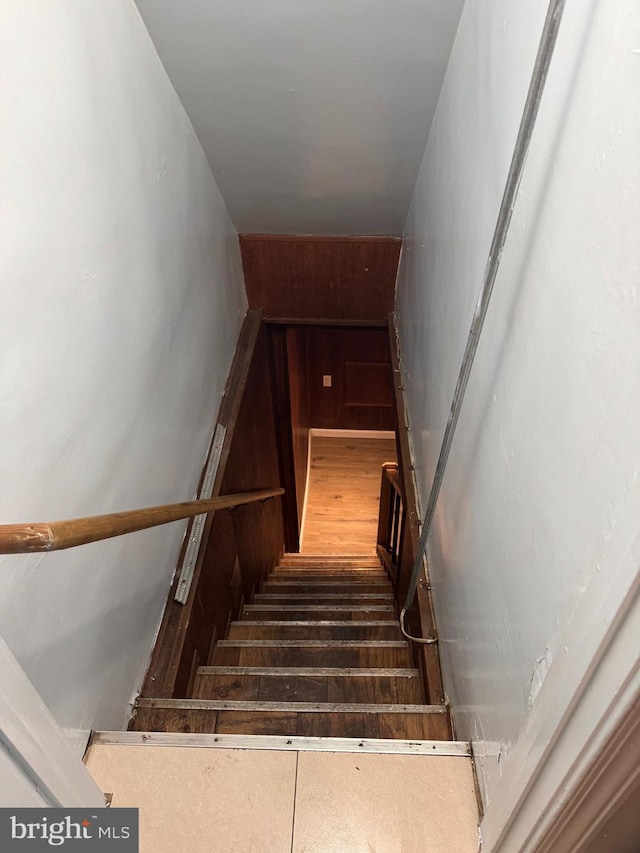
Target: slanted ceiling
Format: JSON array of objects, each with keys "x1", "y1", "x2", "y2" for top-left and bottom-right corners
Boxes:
[{"x1": 134, "y1": 0, "x2": 465, "y2": 235}]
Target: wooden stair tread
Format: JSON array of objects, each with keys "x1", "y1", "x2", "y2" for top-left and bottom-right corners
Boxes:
[
  {"x1": 242, "y1": 615, "x2": 396, "y2": 624},
  {"x1": 276, "y1": 560, "x2": 384, "y2": 564},
  {"x1": 277, "y1": 564, "x2": 381, "y2": 569},
  {"x1": 265, "y1": 578, "x2": 390, "y2": 584},
  {"x1": 210, "y1": 644, "x2": 411, "y2": 668},
  {"x1": 276, "y1": 561, "x2": 383, "y2": 565},
  {"x1": 271, "y1": 578, "x2": 388, "y2": 584},
  {"x1": 271, "y1": 572, "x2": 387, "y2": 580},
  {"x1": 133, "y1": 544, "x2": 449, "y2": 740},
  {"x1": 278, "y1": 555, "x2": 381, "y2": 563},
  {"x1": 272, "y1": 563, "x2": 385, "y2": 577},
  {"x1": 261, "y1": 584, "x2": 392, "y2": 595},
  {"x1": 262, "y1": 588, "x2": 392, "y2": 595},
  {"x1": 229, "y1": 619, "x2": 400, "y2": 628},
  {"x1": 243, "y1": 604, "x2": 395, "y2": 611},
  {"x1": 130, "y1": 705, "x2": 450, "y2": 739},
  {"x1": 227, "y1": 622, "x2": 401, "y2": 641},
  {"x1": 216, "y1": 640, "x2": 408, "y2": 647},
  {"x1": 279, "y1": 553, "x2": 380, "y2": 557},
  {"x1": 193, "y1": 668, "x2": 424, "y2": 703},
  {"x1": 253, "y1": 593, "x2": 394, "y2": 602},
  {"x1": 273, "y1": 564, "x2": 386, "y2": 570},
  {"x1": 277, "y1": 564, "x2": 383, "y2": 568},
  {"x1": 242, "y1": 607, "x2": 396, "y2": 622}
]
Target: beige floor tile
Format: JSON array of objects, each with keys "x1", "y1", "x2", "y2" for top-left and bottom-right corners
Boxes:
[
  {"x1": 85, "y1": 745, "x2": 297, "y2": 853},
  {"x1": 292, "y1": 752, "x2": 479, "y2": 853}
]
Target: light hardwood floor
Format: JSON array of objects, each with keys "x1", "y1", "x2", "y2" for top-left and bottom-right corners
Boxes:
[{"x1": 301, "y1": 434, "x2": 397, "y2": 555}]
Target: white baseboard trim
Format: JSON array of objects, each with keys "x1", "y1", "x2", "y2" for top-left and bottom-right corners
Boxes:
[{"x1": 90, "y1": 731, "x2": 470, "y2": 756}]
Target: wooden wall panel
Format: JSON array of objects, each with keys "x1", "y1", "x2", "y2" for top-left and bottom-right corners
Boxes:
[
  {"x1": 268, "y1": 326, "x2": 300, "y2": 551},
  {"x1": 173, "y1": 509, "x2": 239, "y2": 698},
  {"x1": 306, "y1": 326, "x2": 395, "y2": 430},
  {"x1": 267, "y1": 325, "x2": 310, "y2": 552},
  {"x1": 221, "y1": 324, "x2": 285, "y2": 599},
  {"x1": 240, "y1": 235, "x2": 401, "y2": 322},
  {"x1": 287, "y1": 327, "x2": 310, "y2": 526},
  {"x1": 140, "y1": 315, "x2": 285, "y2": 700},
  {"x1": 344, "y1": 362, "x2": 394, "y2": 407}
]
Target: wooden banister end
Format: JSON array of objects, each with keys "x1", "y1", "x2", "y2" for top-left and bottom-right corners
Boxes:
[{"x1": 0, "y1": 525, "x2": 55, "y2": 555}]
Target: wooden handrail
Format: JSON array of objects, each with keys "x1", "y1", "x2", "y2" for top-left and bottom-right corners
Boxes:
[
  {"x1": 0, "y1": 488, "x2": 284, "y2": 555},
  {"x1": 377, "y1": 461, "x2": 404, "y2": 586},
  {"x1": 383, "y1": 462, "x2": 402, "y2": 497}
]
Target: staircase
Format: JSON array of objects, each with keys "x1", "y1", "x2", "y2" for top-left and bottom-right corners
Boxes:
[{"x1": 131, "y1": 555, "x2": 451, "y2": 740}]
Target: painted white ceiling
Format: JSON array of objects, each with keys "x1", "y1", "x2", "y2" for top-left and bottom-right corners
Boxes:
[{"x1": 134, "y1": 0, "x2": 465, "y2": 235}]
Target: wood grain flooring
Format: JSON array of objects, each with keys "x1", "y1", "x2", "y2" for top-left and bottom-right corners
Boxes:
[
  {"x1": 193, "y1": 669, "x2": 424, "y2": 704},
  {"x1": 134, "y1": 700, "x2": 451, "y2": 740},
  {"x1": 301, "y1": 435, "x2": 397, "y2": 555}
]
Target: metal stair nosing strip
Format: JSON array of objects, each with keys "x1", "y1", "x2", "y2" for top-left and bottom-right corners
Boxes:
[
  {"x1": 233, "y1": 620, "x2": 398, "y2": 627},
  {"x1": 196, "y1": 666, "x2": 421, "y2": 677},
  {"x1": 136, "y1": 698, "x2": 447, "y2": 715},
  {"x1": 93, "y1": 731, "x2": 469, "y2": 757},
  {"x1": 254, "y1": 593, "x2": 394, "y2": 600},
  {"x1": 242, "y1": 604, "x2": 395, "y2": 613},
  {"x1": 216, "y1": 640, "x2": 408, "y2": 648}
]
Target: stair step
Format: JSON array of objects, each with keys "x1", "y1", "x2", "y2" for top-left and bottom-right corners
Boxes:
[
  {"x1": 254, "y1": 593, "x2": 395, "y2": 604},
  {"x1": 197, "y1": 666, "x2": 421, "y2": 676},
  {"x1": 131, "y1": 699, "x2": 450, "y2": 739},
  {"x1": 276, "y1": 561, "x2": 383, "y2": 566},
  {"x1": 138, "y1": 698, "x2": 440, "y2": 713},
  {"x1": 262, "y1": 582, "x2": 391, "y2": 595},
  {"x1": 193, "y1": 667, "x2": 423, "y2": 703},
  {"x1": 227, "y1": 621, "x2": 402, "y2": 640},
  {"x1": 242, "y1": 605, "x2": 396, "y2": 622},
  {"x1": 271, "y1": 571, "x2": 388, "y2": 580},
  {"x1": 279, "y1": 556, "x2": 381, "y2": 566},
  {"x1": 210, "y1": 640, "x2": 412, "y2": 668},
  {"x1": 266, "y1": 577, "x2": 389, "y2": 584},
  {"x1": 275, "y1": 560, "x2": 384, "y2": 574},
  {"x1": 217, "y1": 640, "x2": 407, "y2": 647},
  {"x1": 274, "y1": 569, "x2": 383, "y2": 575},
  {"x1": 280, "y1": 553, "x2": 380, "y2": 558}
]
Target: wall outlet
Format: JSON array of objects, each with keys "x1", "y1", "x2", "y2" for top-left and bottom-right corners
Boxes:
[{"x1": 322, "y1": 374, "x2": 332, "y2": 387}]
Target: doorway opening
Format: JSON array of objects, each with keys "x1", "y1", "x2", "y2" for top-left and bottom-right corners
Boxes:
[
  {"x1": 300, "y1": 429, "x2": 396, "y2": 556},
  {"x1": 267, "y1": 321, "x2": 397, "y2": 555}
]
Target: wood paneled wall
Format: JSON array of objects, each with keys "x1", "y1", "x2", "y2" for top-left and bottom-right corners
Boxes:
[
  {"x1": 240, "y1": 235, "x2": 402, "y2": 323},
  {"x1": 176, "y1": 508, "x2": 240, "y2": 697},
  {"x1": 306, "y1": 326, "x2": 394, "y2": 430},
  {"x1": 268, "y1": 325, "x2": 310, "y2": 552},
  {"x1": 221, "y1": 324, "x2": 285, "y2": 598},
  {"x1": 141, "y1": 315, "x2": 284, "y2": 699},
  {"x1": 287, "y1": 327, "x2": 310, "y2": 528}
]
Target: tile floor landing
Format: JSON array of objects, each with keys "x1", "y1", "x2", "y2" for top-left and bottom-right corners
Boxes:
[{"x1": 86, "y1": 744, "x2": 479, "y2": 852}]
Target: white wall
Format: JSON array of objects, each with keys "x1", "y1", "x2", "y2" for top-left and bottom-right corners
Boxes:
[
  {"x1": 0, "y1": 747, "x2": 46, "y2": 807},
  {"x1": 0, "y1": 0, "x2": 246, "y2": 751},
  {"x1": 134, "y1": 0, "x2": 465, "y2": 235},
  {"x1": 397, "y1": 0, "x2": 640, "y2": 817}
]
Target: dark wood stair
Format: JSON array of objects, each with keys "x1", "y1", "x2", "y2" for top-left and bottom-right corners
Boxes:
[{"x1": 131, "y1": 555, "x2": 451, "y2": 740}]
